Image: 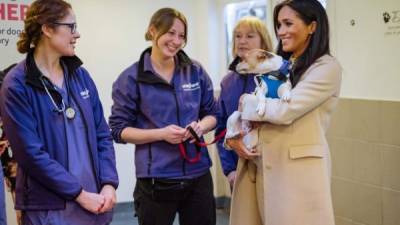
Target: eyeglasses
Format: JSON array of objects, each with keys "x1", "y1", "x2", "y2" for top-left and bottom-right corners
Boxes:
[{"x1": 51, "y1": 22, "x2": 77, "y2": 34}]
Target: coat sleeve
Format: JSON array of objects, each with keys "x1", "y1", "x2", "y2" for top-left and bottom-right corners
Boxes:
[
  {"x1": 241, "y1": 57, "x2": 342, "y2": 125},
  {"x1": 84, "y1": 69, "x2": 119, "y2": 189},
  {"x1": 108, "y1": 68, "x2": 140, "y2": 143},
  {"x1": 216, "y1": 84, "x2": 238, "y2": 176},
  {"x1": 0, "y1": 80, "x2": 82, "y2": 200}
]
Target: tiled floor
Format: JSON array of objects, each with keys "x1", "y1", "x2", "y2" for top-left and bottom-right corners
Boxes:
[{"x1": 111, "y1": 202, "x2": 230, "y2": 225}]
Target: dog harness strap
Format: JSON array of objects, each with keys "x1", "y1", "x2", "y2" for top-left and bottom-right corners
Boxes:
[
  {"x1": 264, "y1": 59, "x2": 291, "y2": 81},
  {"x1": 280, "y1": 59, "x2": 291, "y2": 75}
]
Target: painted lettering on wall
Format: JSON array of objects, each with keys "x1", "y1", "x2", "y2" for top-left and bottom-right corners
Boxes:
[
  {"x1": 383, "y1": 10, "x2": 400, "y2": 37},
  {"x1": 0, "y1": 3, "x2": 29, "y2": 21},
  {"x1": 0, "y1": 27, "x2": 22, "y2": 46},
  {"x1": 0, "y1": 1, "x2": 30, "y2": 48}
]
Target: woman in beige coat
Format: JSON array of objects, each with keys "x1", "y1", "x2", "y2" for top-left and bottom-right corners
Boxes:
[{"x1": 226, "y1": 0, "x2": 342, "y2": 225}]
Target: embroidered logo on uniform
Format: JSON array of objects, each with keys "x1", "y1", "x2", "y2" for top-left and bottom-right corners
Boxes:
[
  {"x1": 80, "y1": 89, "x2": 90, "y2": 99},
  {"x1": 182, "y1": 82, "x2": 200, "y2": 91}
]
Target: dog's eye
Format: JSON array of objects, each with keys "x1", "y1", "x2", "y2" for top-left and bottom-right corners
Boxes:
[{"x1": 257, "y1": 54, "x2": 267, "y2": 60}]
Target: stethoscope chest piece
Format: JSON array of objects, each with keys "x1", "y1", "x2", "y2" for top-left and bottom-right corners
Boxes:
[
  {"x1": 65, "y1": 107, "x2": 76, "y2": 120},
  {"x1": 40, "y1": 74, "x2": 76, "y2": 120}
]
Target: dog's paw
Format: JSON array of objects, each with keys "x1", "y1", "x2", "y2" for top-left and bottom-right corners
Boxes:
[
  {"x1": 256, "y1": 102, "x2": 266, "y2": 116},
  {"x1": 281, "y1": 92, "x2": 291, "y2": 102}
]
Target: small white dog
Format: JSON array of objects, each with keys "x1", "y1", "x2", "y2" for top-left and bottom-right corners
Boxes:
[{"x1": 225, "y1": 49, "x2": 292, "y2": 150}]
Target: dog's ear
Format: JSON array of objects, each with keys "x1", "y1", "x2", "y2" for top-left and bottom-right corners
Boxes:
[
  {"x1": 257, "y1": 53, "x2": 266, "y2": 61},
  {"x1": 257, "y1": 50, "x2": 274, "y2": 61},
  {"x1": 264, "y1": 51, "x2": 274, "y2": 59}
]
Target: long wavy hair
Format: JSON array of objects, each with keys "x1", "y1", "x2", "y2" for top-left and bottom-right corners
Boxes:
[{"x1": 273, "y1": 0, "x2": 330, "y2": 87}]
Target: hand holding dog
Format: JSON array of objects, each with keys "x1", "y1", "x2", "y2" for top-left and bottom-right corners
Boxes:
[
  {"x1": 227, "y1": 133, "x2": 260, "y2": 160},
  {"x1": 238, "y1": 93, "x2": 250, "y2": 112}
]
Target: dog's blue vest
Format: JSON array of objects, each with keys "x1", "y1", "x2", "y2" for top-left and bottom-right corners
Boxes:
[{"x1": 260, "y1": 59, "x2": 291, "y2": 98}]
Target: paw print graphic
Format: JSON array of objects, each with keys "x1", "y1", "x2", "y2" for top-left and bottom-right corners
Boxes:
[{"x1": 383, "y1": 12, "x2": 391, "y2": 23}]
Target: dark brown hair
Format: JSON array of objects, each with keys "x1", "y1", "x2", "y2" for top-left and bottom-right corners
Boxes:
[
  {"x1": 145, "y1": 8, "x2": 188, "y2": 47},
  {"x1": 17, "y1": 0, "x2": 71, "y2": 53},
  {"x1": 273, "y1": 0, "x2": 330, "y2": 87}
]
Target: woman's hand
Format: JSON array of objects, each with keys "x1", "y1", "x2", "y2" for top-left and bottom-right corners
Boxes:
[
  {"x1": 98, "y1": 185, "x2": 116, "y2": 213},
  {"x1": 238, "y1": 93, "x2": 251, "y2": 112},
  {"x1": 184, "y1": 121, "x2": 204, "y2": 143},
  {"x1": 160, "y1": 125, "x2": 186, "y2": 144},
  {"x1": 183, "y1": 116, "x2": 216, "y2": 143},
  {"x1": 226, "y1": 134, "x2": 260, "y2": 160},
  {"x1": 75, "y1": 190, "x2": 105, "y2": 214},
  {"x1": 250, "y1": 121, "x2": 264, "y2": 130}
]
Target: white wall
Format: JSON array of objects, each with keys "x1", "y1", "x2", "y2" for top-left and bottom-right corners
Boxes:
[
  {"x1": 191, "y1": 0, "x2": 221, "y2": 87},
  {"x1": 332, "y1": 0, "x2": 400, "y2": 101}
]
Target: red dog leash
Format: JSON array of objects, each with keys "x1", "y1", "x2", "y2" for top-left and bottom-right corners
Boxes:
[{"x1": 178, "y1": 128, "x2": 227, "y2": 163}]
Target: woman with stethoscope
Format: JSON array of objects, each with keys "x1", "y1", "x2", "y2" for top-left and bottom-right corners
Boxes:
[{"x1": 0, "y1": 1, "x2": 118, "y2": 225}]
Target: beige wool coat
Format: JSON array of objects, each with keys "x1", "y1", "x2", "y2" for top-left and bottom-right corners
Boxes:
[{"x1": 229, "y1": 55, "x2": 342, "y2": 225}]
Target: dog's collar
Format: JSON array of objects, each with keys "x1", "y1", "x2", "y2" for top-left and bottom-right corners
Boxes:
[{"x1": 279, "y1": 59, "x2": 291, "y2": 75}]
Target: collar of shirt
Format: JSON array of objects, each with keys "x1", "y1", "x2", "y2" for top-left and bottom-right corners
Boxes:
[{"x1": 137, "y1": 47, "x2": 193, "y2": 85}]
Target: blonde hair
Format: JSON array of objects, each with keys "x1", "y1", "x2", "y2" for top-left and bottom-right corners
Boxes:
[
  {"x1": 145, "y1": 8, "x2": 187, "y2": 47},
  {"x1": 232, "y1": 16, "x2": 273, "y2": 57}
]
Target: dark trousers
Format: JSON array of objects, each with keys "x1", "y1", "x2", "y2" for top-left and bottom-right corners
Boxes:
[{"x1": 133, "y1": 171, "x2": 216, "y2": 225}]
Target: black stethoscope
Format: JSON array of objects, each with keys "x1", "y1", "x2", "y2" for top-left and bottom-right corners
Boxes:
[{"x1": 40, "y1": 74, "x2": 76, "y2": 120}]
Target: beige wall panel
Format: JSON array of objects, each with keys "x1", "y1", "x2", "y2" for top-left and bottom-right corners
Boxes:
[
  {"x1": 382, "y1": 189, "x2": 400, "y2": 225},
  {"x1": 332, "y1": 178, "x2": 355, "y2": 219},
  {"x1": 330, "y1": 137, "x2": 354, "y2": 180},
  {"x1": 327, "y1": 99, "x2": 353, "y2": 138},
  {"x1": 353, "y1": 141, "x2": 382, "y2": 186},
  {"x1": 335, "y1": 216, "x2": 353, "y2": 225},
  {"x1": 348, "y1": 100, "x2": 382, "y2": 142},
  {"x1": 380, "y1": 101, "x2": 400, "y2": 146},
  {"x1": 352, "y1": 184, "x2": 382, "y2": 225},
  {"x1": 381, "y1": 144, "x2": 400, "y2": 190}
]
